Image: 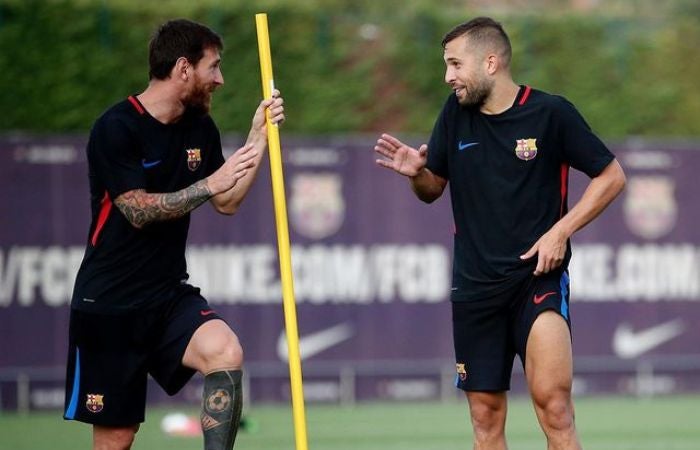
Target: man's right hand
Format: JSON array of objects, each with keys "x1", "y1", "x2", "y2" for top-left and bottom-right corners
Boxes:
[
  {"x1": 207, "y1": 143, "x2": 258, "y2": 195},
  {"x1": 374, "y1": 133, "x2": 428, "y2": 177}
]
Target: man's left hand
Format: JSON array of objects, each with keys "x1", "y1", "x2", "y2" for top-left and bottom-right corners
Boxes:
[
  {"x1": 520, "y1": 225, "x2": 569, "y2": 276},
  {"x1": 252, "y1": 89, "x2": 285, "y2": 132}
]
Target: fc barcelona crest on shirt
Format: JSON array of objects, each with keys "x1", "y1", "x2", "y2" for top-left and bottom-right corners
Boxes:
[
  {"x1": 186, "y1": 148, "x2": 202, "y2": 171},
  {"x1": 515, "y1": 138, "x2": 538, "y2": 161},
  {"x1": 86, "y1": 394, "x2": 104, "y2": 413}
]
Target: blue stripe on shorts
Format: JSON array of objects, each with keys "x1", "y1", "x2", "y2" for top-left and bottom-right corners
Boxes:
[
  {"x1": 559, "y1": 271, "x2": 570, "y2": 319},
  {"x1": 64, "y1": 348, "x2": 81, "y2": 419}
]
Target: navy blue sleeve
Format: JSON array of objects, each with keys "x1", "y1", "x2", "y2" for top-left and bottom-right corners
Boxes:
[
  {"x1": 426, "y1": 96, "x2": 452, "y2": 179},
  {"x1": 87, "y1": 114, "x2": 146, "y2": 199},
  {"x1": 554, "y1": 96, "x2": 614, "y2": 178}
]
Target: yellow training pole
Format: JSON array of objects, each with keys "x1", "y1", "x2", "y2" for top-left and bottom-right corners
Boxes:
[{"x1": 255, "y1": 13, "x2": 309, "y2": 450}]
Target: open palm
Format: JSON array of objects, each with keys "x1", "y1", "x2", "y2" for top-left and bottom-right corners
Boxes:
[{"x1": 374, "y1": 133, "x2": 427, "y2": 177}]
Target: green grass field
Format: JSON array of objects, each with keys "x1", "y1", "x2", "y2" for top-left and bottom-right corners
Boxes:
[{"x1": 2, "y1": 395, "x2": 699, "y2": 449}]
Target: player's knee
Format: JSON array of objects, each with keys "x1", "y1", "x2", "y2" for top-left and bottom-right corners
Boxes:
[
  {"x1": 203, "y1": 335, "x2": 244, "y2": 371},
  {"x1": 94, "y1": 425, "x2": 138, "y2": 450},
  {"x1": 469, "y1": 400, "x2": 506, "y2": 436},
  {"x1": 537, "y1": 394, "x2": 575, "y2": 432},
  {"x1": 221, "y1": 339, "x2": 244, "y2": 367}
]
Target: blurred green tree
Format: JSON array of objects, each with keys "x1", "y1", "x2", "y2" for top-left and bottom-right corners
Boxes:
[{"x1": 0, "y1": 0, "x2": 698, "y2": 137}]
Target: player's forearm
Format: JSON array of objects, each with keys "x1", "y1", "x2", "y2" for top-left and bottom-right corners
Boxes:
[
  {"x1": 210, "y1": 171, "x2": 260, "y2": 214},
  {"x1": 556, "y1": 159, "x2": 626, "y2": 237},
  {"x1": 211, "y1": 131, "x2": 267, "y2": 215},
  {"x1": 410, "y1": 168, "x2": 446, "y2": 203},
  {"x1": 114, "y1": 181, "x2": 212, "y2": 228}
]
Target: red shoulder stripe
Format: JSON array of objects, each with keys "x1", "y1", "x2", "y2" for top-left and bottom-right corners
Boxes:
[{"x1": 127, "y1": 96, "x2": 145, "y2": 115}]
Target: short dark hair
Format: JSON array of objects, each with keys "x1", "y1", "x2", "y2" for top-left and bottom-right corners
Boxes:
[
  {"x1": 441, "y1": 17, "x2": 512, "y2": 67},
  {"x1": 148, "y1": 19, "x2": 223, "y2": 80}
]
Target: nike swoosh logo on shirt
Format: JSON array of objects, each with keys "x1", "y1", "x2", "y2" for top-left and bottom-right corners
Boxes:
[
  {"x1": 277, "y1": 322, "x2": 354, "y2": 362},
  {"x1": 142, "y1": 159, "x2": 162, "y2": 168},
  {"x1": 200, "y1": 310, "x2": 216, "y2": 316},
  {"x1": 612, "y1": 319, "x2": 685, "y2": 359},
  {"x1": 458, "y1": 141, "x2": 479, "y2": 151}
]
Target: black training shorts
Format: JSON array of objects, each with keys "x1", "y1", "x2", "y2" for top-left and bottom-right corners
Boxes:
[
  {"x1": 63, "y1": 286, "x2": 224, "y2": 426},
  {"x1": 452, "y1": 269, "x2": 571, "y2": 392}
]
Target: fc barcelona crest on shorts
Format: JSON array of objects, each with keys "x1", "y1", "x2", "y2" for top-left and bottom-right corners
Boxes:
[
  {"x1": 515, "y1": 138, "x2": 538, "y2": 161},
  {"x1": 186, "y1": 148, "x2": 202, "y2": 171},
  {"x1": 86, "y1": 394, "x2": 104, "y2": 413},
  {"x1": 456, "y1": 363, "x2": 468, "y2": 381}
]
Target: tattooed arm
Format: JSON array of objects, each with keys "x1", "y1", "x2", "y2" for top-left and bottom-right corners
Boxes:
[
  {"x1": 115, "y1": 142, "x2": 259, "y2": 229},
  {"x1": 114, "y1": 181, "x2": 212, "y2": 229}
]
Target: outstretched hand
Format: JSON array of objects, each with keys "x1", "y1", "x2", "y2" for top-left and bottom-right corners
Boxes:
[{"x1": 374, "y1": 133, "x2": 428, "y2": 177}]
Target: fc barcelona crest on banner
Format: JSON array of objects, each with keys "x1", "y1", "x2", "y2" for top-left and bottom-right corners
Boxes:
[
  {"x1": 290, "y1": 173, "x2": 345, "y2": 239},
  {"x1": 623, "y1": 175, "x2": 677, "y2": 239},
  {"x1": 515, "y1": 138, "x2": 538, "y2": 161},
  {"x1": 186, "y1": 148, "x2": 202, "y2": 171},
  {"x1": 86, "y1": 394, "x2": 104, "y2": 413}
]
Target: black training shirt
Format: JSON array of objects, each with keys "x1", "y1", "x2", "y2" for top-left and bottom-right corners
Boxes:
[
  {"x1": 427, "y1": 86, "x2": 614, "y2": 301},
  {"x1": 71, "y1": 96, "x2": 224, "y2": 313}
]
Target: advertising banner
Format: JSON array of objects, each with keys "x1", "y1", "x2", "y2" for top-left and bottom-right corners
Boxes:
[{"x1": 1, "y1": 135, "x2": 698, "y2": 407}]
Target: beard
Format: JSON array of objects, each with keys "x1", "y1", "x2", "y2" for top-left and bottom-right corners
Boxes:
[
  {"x1": 184, "y1": 78, "x2": 214, "y2": 115},
  {"x1": 457, "y1": 76, "x2": 494, "y2": 107}
]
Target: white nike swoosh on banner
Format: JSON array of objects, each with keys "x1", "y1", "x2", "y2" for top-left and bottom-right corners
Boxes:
[
  {"x1": 277, "y1": 322, "x2": 354, "y2": 362},
  {"x1": 612, "y1": 319, "x2": 685, "y2": 359}
]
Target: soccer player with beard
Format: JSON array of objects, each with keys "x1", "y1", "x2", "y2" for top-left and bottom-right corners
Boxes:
[
  {"x1": 63, "y1": 19, "x2": 284, "y2": 450},
  {"x1": 375, "y1": 17, "x2": 625, "y2": 450}
]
